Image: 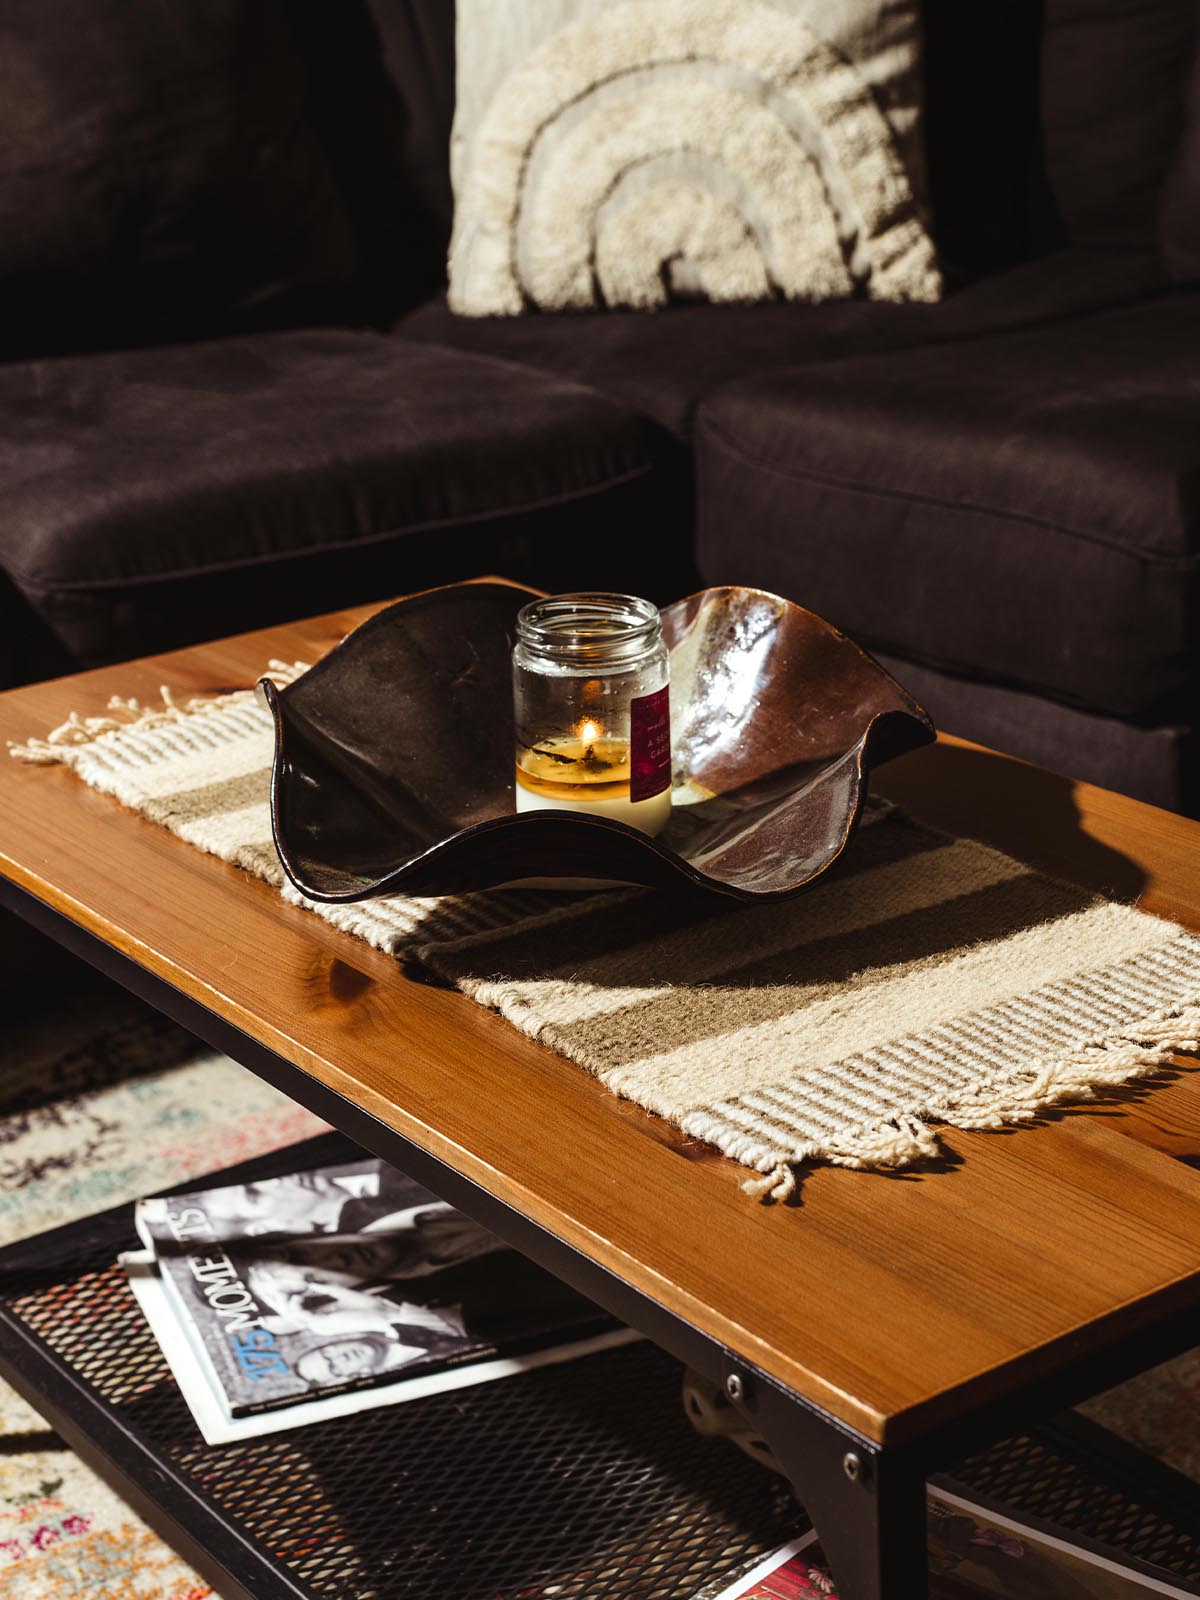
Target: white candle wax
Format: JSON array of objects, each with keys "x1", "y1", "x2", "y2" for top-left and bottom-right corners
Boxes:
[{"x1": 515, "y1": 779, "x2": 672, "y2": 836}]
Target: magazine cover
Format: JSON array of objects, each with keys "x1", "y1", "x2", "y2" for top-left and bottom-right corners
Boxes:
[
  {"x1": 135, "y1": 1160, "x2": 618, "y2": 1416},
  {"x1": 695, "y1": 1488, "x2": 1200, "y2": 1599},
  {"x1": 135, "y1": 1158, "x2": 447, "y2": 1250},
  {"x1": 121, "y1": 1249, "x2": 642, "y2": 1446}
]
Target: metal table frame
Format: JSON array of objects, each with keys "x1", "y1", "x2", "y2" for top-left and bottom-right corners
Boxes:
[{"x1": 5, "y1": 875, "x2": 1200, "y2": 1600}]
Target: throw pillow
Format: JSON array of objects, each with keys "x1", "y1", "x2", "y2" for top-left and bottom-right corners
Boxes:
[{"x1": 448, "y1": 0, "x2": 942, "y2": 315}]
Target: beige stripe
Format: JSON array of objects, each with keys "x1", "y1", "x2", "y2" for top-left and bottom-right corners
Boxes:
[
  {"x1": 76, "y1": 700, "x2": 268, "y2": 778},
  {"x1": 113, "y1": 736, "x2": 273, "y2": 802},
  {"x1": 229, "y1": 839, "x2": 288, "y2": 882},
  {"x1": 169, "y1": 803, "x2": 274, "y2": 866},
  {"x1": 451, "y1": 839, "x2": 1031, "y2": 1029},
  {"x1": 690, "y1": 937, "x2": 1200, "y2": 1169},
  {"x1": 601, "y1": 902, "x2": 1183, "y2": 1115},
  {"x1": 280, "y1": 883, "x2": 553, "y2": 956}
]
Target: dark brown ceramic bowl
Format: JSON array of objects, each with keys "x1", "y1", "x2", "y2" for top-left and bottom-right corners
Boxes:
[{"x1": 261, "y1": 581, "x2": 934, "y2": 902}]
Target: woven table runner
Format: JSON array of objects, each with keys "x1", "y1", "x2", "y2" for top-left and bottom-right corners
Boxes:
[{"x1": 13, "y1": 668, "x2": 1200, "y2": 1201}]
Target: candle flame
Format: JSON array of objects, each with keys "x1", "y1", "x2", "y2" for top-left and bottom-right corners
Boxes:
[{"x1": 577, "y1": 719, "x2": 602, "y2": 746}]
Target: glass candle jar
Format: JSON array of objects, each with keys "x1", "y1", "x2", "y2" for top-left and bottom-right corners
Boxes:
[{"x1": 513, "y1": 593, "x2": 672, "y2": 836}]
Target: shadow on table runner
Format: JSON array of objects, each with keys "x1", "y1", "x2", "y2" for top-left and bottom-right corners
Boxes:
[{"x1": 419, "y1": 808, "x2": 1200, "y2": 1200}]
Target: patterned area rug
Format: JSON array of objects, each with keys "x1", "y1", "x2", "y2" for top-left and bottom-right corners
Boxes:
[
  {"x1": 0, "y1": 971, "x2": 328, "y2": 1599},
  {"x1": 1080, "y1": 1355, "x2": 1200, "y2": 1485},
  {"x1": 0, "y1": 974, "x2": 1196, "y2": 1598}
]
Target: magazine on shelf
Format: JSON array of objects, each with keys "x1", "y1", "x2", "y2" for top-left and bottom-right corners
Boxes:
[
  {"x1": 694, "y1": 1486, "x2": 1200, "y2": 1599},
  {"x1": 135, "y1": 1158, "x2": 439, "y2": 1252},
  {"x1": 124, "y1": 1157, "x2": 637, "y2": 1440},
  {"x1": 120, "y1": 1249, "x2": 639, "y2": 1446}
]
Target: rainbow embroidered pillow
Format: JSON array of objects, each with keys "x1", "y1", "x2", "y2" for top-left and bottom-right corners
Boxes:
[{"x1": 447, "y1": 0, "x2": 943, "y2": 316}]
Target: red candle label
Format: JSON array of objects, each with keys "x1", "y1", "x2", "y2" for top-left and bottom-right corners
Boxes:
[{"x1": 630, "y1": 685, "x2": 671, "y2": 802}]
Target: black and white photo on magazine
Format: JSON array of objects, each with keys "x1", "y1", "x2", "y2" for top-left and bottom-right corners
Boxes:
[{"x1": 129, "y1": 1157, "x2": 622, "y2": 1420}]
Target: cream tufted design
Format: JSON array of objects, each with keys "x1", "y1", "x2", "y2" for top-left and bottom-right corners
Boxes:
[{"x1": 449, "y1": 0, "x2": 941, "y2": 314}]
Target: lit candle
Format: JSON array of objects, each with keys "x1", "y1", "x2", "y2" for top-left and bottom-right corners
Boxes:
[
  {"x1": 515, "y1": 717, "x2": 673, "y2": 835},
  {"x1": 512, "y1": 594, "x2": 672, "y2": 837}
]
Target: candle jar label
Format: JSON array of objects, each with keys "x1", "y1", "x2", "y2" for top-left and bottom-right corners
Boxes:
[{"x1": 630, "y1": 685, "x2": 671, "y2": 802}]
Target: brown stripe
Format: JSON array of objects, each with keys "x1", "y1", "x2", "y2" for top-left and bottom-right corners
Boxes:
[
  {"x1": 142, "y1": 769, "x2": 269, "y2": 829},
  {"x1": 541, "y1": 872, "x2": 1096, "y2": 1073},
  {"x1": 434, "y1": 810, "x2": 946, "y2": 982}
]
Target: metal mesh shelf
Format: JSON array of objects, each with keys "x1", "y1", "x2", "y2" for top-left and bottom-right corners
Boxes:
[
  {"x1": 947, "y1": 1419, "x2": 1200, "y2": 1586},
  {"x1": 2, "y1": 1134, "x2": 1198, "y2": 1600},
  {"x1": 0, "y1": 1136, "x2": 800, "y2": 1600}
]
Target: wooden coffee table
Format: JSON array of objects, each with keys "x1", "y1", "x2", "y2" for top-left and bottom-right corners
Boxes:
[{"x1": 2, "y1": 594, "x2": 1200, "y2": 1600}]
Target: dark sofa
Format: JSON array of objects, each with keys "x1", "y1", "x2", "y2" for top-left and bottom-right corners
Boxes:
[{"x1": 2, "y1": 0, "x2": 1198, "y2": 814}]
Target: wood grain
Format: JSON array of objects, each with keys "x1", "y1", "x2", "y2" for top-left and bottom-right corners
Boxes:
[{"x1": 2, "y1": 596, "x2": 1200, "y2": 1448}]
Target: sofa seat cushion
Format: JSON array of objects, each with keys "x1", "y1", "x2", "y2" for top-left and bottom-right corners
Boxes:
[
  {"x1": 0, "y1": 330, "x2": 679, "y2": 672},
  {"x1": 694, "y1": 290, "x2": 1200, "y2": 721},
  {"x1": 398, "y1": 247, "x2": 1167, "y2": 437}
]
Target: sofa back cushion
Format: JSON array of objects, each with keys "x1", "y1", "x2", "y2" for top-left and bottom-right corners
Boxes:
[
  {"x1": 1041, "y1": 0, "x2": 1196, "y2": 245},
  {"x1": 1160, "y1": 20, "x2": 1200, "y2": 280},
  {"x1": 288, "y1": 0, "x2": 457, "y2": 321},
  {"x1": 922, "y1": 0, "x2": 1065, "y2": 283},
  {"x1": 0, "y1": 0, "x2": 355, "y2": 357}
]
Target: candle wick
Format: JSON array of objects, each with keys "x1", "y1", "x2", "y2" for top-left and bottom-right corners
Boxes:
[
  {"x1": 526, "y1": 742, "x2": 574, "y2": 766},
  {"x1": 581, "y1": 742, "x2": 616, "y2": 773}
]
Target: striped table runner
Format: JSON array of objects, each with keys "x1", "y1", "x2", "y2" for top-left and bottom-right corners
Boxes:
[{"x1": 13, "y1": 671, "x2": 1200, "y2": 1201}]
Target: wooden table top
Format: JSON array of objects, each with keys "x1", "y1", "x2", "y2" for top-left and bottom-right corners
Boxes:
[{"x1": 2, "y1": 598, "x2": 1199, "y2": 1451}]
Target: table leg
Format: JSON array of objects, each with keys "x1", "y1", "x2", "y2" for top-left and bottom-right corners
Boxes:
[
  {"x1": 734, "y1": 1376, "x2": 929, "y2": 1600},
  {"x1": 798, "y1": 1450, "x2": 928, "y2": 1600}
]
